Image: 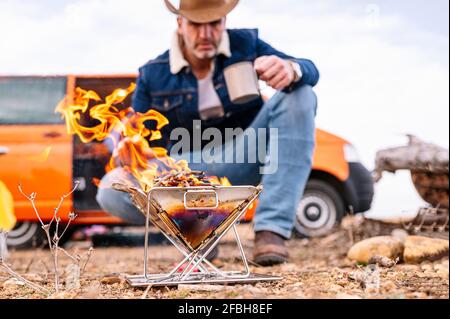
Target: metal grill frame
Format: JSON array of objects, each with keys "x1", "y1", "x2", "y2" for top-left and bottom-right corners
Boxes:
[{"x1": 125, "y1": 185, "x2": 282, "y2": 287}]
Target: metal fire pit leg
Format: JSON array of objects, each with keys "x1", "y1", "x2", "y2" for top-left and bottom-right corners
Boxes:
[
  {"x1": 143, "y1": 202, "x2": 205, "y2": 281},
  {"x1": 179, "y1": 224, "x2": 250, "y2": 281},
  {"x1": 224, "y1": 224, "x2": 251, "y2": 278}
]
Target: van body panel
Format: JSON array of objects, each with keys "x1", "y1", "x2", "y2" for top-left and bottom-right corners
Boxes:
[
  {"x1": 312, "y1": 129, "x2": 350, "y2": 182},
  {"x1": 0, "y1": 125, "x2": 72, "y2": 221}
]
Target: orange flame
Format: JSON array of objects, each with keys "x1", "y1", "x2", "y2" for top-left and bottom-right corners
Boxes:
[{"x1": 56, "y1": 84, "x2": 229, "y2": 191}]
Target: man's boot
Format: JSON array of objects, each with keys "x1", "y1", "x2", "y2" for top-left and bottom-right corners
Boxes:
[{"x1": 253, "y1": 231, "x2": 289, "y2": 266}]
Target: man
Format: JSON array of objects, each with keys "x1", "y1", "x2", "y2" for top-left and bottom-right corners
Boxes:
[{"x1": 97, "y1": 0, "x2": 319, "y2": 266}]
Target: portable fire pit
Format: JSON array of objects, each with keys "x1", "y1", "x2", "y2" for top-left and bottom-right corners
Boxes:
[{"x1": 113, "y1": 182, "x2": 282, "y2": 287}]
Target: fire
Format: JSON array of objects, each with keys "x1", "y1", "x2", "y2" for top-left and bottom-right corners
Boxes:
[{"x1": 56, "y1": 84, "x2": 229, "y2": 191}]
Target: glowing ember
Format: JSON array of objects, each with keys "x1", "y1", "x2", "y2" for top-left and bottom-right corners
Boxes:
[{"x1": 56, "y1": 84, "x2": 229, "y2": 191}]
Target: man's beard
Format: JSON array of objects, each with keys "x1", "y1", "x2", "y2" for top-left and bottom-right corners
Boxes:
[
  {"x1": 181, "y1": 36, "x2": 218, "y2": 60},
  {"x1": 193, "y1": 49, "x2": 217, "y2": 60}
]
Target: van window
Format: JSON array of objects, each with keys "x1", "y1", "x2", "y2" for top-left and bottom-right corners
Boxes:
[{"x1": 0, "y1": 77, "x2": 67, "y2": 124}]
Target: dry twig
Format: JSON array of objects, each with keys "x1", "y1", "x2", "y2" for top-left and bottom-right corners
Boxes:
[
  {"x1": 0, "y1": 261, "x2": 50, "y2": 295},
  {"x1": 17, "y1": 181, "x2": 93, "y2": 293}
]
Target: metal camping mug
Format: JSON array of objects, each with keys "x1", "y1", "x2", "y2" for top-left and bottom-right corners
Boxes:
[{"x1": 224, "y1": 61, "x2": 260, "y2": 104}]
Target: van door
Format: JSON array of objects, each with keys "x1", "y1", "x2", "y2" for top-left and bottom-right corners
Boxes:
[{"x1": 0, "y1": 76, "x2": 73, "y2": 222}]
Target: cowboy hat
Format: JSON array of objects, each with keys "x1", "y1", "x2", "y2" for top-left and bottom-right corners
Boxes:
[{"x1": 164, "y1": 0, "x2": 239, "y2": 23}]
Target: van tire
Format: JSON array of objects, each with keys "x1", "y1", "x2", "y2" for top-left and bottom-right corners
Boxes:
[
  {"x1": 294, "y1": 179, "x2": 345, "y2": 238},
  {"x1": 6, "y1": 222, "x2": 46, "y2": 249}
]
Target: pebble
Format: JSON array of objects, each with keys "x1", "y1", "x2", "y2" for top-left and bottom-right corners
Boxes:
[
  {"x1": 100, "y1": 276, "x2": 122, "y2": 285},
  {"x1": 3, "y1": 278, "x2": 26, "y2": 288}
]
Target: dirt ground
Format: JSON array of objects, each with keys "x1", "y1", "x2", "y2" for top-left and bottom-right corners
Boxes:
[{"x1": 1, "y1": 221, "x2": 448, "y2": 299}]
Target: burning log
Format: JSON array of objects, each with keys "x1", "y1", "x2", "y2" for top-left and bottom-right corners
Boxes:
[{"x1": 153, "y1": 171, "x2": 230, "y2": 187}]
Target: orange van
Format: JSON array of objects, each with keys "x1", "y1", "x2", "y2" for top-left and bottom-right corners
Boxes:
[{"x1": 0, "y1": 75, "x2": 374, "y2": 247}]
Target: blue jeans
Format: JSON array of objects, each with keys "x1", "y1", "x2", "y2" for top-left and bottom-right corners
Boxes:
[{"x1": 96, "y1": 84, "x2": 317, "y2": 239}]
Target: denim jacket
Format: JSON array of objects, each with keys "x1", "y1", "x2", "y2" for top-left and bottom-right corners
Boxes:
[{"x1": 132, "y1": 28, "x2": 319, "y2": 148}]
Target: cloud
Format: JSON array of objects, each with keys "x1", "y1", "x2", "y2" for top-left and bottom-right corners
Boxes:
[{"x1": 0, "y1": 0, "x2": 448, "y2": 216}]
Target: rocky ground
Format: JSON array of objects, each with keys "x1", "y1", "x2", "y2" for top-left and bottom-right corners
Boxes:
[{"x1": 1, "y1": 218, "x2": 448, "y2": 299}]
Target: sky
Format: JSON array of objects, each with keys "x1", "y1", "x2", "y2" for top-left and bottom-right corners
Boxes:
[{"x1": 0, "y1": 0, "x2": 449, "y2": 218}]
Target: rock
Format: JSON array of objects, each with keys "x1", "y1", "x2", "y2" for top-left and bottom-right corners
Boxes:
[
  {"x1": 368, "y1": 255, "x2": 398, "y2": 268},
  {"x1": 3, "y1": 278, "x2": 26, "y2": 288},
  {"x1": 100, "y1": 275, "x2": 122, "y2": 285},
  {"x1": 403, "y1": 236, "x2": 449, "y2": 264},
  {"x1": 347, "y1": 236, "x2": 404, "y2": 263}
]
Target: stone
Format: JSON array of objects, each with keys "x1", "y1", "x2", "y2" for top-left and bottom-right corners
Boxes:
[
  {"x1": 368, "y1": 255, "x2": 398, "y2": 268},
  {"x1": 3, "y1": 278, "x2": 26, "y2": 288},
  {"x1": 347, "y1": 236, "x2": 404, "y2": 264},
  {"x1": 403, "y1": 236, "x2": 449, "y2": 264},
  {"x1": 100, "y1": 275, "x2": 122, "y2": 285}
]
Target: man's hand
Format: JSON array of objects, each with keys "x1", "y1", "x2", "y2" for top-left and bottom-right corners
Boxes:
[{"x1": 254, "y1": 55, "x2": 295, "y2": 91}]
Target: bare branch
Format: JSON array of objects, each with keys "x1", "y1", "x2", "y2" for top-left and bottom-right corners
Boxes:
[
  {"x1": 17, "y1": 184, "x2": 45, "y2": 227},
  {"x1": 16, "y1": 182, "x2": 84, "y2": 294},
  {"x1": 81, "y1": 247, "x2": 94, "y2": 275},
  {"x1": 141, "y1": 284, "x2": 153, "y2": 299},
  {"x1": 0, "y1": 261, "x2": 50, "y2": 295},
  {"x1": 58, "y1": 213, "x2": 77, "y2": 240},
  {"x1": 56, "y1": 247, "x2": 79, "y2": 263},
  {"x1": 51, "y1": 181, "x2": 80, "y2": 227}
]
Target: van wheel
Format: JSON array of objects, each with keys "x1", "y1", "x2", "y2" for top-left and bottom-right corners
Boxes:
[
  {"x1": 6, "y1": 222, "x2": 45, "y2": 249},
  {"x1": 294, "y1": 179, "x2": 345, "y2": 238}
]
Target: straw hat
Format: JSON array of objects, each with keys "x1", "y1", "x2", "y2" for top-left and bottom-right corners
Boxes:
[{"x1": 164, "y1": 0, "x2": 239, "y2": 23}]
